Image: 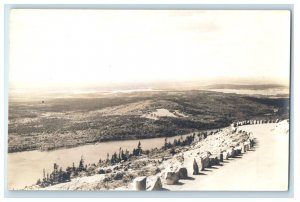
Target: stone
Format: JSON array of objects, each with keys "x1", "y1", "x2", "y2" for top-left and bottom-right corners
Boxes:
[
  {"x1": 193, "y1": 159, "x2": 199, "y2": 175},
  {"x1": 247, "y1": 143, "x2": 250, "y2": 151},
  {"x1": 203, "y1": 156, "x2": 210, "y2": 168},
  {"x1": 227, "y1": 147, "x2": 235, "y2": 158},
  {"x1": 149, "y1": 177, "x2": 163, "y2": 191},
  {"x1": 209, "y1": 156, "x2": 217, "y2": 167},
  {"x1": 234, "y1": 146, "x2": 241, "y2": 155},
  {"x1": 176, "y1": 167, "x2": 188, "y2": 179},
  {"x1": 164, "y1": 171, "x2": 179, "y2": 185},
  {"x1": 133, "y1": 176, "x2": 147, "y2": 191},
  {"x1": 240, "y1": 143, "x2": 245, "y2": 153},
  {"x1": 198, "y1": 157, "x2": 204, "y2": 171},
  {"x1": 219, "y1": 152, "x2": 223, "y2": 162},
  {"x1": 223, "y1": 151, "x2": 229, "y2": 160},
  {"x1": 250, "y1": 139, "x2": 255, "y2": 148},
  {"x1": 244, "y1": 144, "x2": 248, "y2": 152},
  {"x1": 244, "y1": 140, "x2": 250, "y2": 150},
  {"x1": 98, "y1": 169, "x2": 105, "y2": 174},
  {"x1": 214, "y1": 157, "x2": 220, "y2": 165},
  {"x1": 105, "y1": 168, "x2": 112, "y2": 173}
]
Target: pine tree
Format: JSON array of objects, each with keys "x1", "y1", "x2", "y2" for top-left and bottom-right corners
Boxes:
[
  {"x1": 164, "y1": 138, "x2": 168, "y2": 149},
  {"x1": 118, "y1": 147, "x2": 122, "y2": 162},
  {"x1": 121, "y1": 149, "x2": 126, "y2": 161},
  {"x1": 43, "y1": 168, "x2": 46, "y2": 181},
  {"x1": 106, "y1": 153, "x2": 110, "y2": 163},
  {"x1": 173, "y1": 139, "x2": 178, "y2": 147},
  {"x1": 78, "y1": 156, "x2": 85, "y2": 171},
  {"x1": 125, "y1": 149, "x2": 130, "y2": 159},
  {"x1": 133, "y1": 148, "x2": 136, "y2": 156}
]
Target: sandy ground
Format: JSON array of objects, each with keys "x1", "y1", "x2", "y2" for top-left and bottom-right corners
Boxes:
[{"x1": 164, "y1": 122, "x2": 289, "y2": 191}]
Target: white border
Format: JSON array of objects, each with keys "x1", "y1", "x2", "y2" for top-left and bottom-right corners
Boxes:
[{"x1": 1, "y1": 0, "x2": 298, "y2": 201}]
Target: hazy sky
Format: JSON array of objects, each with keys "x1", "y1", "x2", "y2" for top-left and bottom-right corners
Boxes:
[{"x1": 9, "y1": 10, "x2": 290, "y2": 89}]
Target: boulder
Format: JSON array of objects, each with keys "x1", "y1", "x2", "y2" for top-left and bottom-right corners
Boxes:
[
  {"x1": 223, "y1": 151, "x2": 229, "y2": 160},
  {"x1": 198, "y1": 157, "x2": 205, "y2": 171},
  {"x1": 244, "y1": 144, "x2": 248, "y2": 152},
  {"x1": 227, "y1": 147, "x2": 235, "y2": 158},
  {"x1": 105, "y1": 168, "x2": 112, "y2": 173},
  {"x1": 250, "y1": 139, "x2": 255, "y2": 148},
  {"x1": 209, "y1": 156, "x2": 219, "y2": 167},
  {"x1": 203, "y1": 156, "x2": 210, "y2": 168},
  {"x1": 148, "y1": 177, "x2": 163, "y2": 191},
  {"x1": 240, "y1": 143, "x2": 245, "y2": 153},
  {"x1": 176, "y1": 167, "x2": 188, "y2": 179},
  {"x1": 214, "y1": 156, "x2": 220, "y2": 165},
  {"x1": 193, "y1": 159, "x2": 199, "y2": 175},
  {"x1": 219, "y1": 152, "x2": 223, "y2": 162},
  {"x1": 246, "y1": 139, "x2": 252, "y2": 149},
  {"x1": 164, "y1": 171, "x2": 179, "y2": 185},
  {"x1": 244, "y1": 141, "x2": 250, "y2": 151},
  {"x1": 234, "y1": 146, "x2": 241, "y2": 155},
  {"x1": 133, "y1": 176, "x2": 147, "y2": 191},
  {"x1": 97, "y1": 169, "x2": 105, "y2": 174},
  {"x1": 208, "y1": 157, "x2": 215, "y2": 167}
]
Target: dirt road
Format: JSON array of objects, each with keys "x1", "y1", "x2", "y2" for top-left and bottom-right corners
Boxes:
[{"x1": 164, "y1": 122, "x2": 289, "y2": 191}]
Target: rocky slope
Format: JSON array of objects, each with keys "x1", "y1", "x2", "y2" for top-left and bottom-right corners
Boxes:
[{"x1": 27, "y1": 123, "x2": 253, "y2": 191}]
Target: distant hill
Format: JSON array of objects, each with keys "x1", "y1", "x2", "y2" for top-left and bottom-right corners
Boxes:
[
  {"x1": 8, "y1": 90, "x2": 289, "y2": 153},
  {"x1": 205, "y1": 84, "x2": 288, "y2": 90}
]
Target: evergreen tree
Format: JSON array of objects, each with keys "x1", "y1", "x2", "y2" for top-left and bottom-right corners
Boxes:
[
  {"x1": 43, "y1": 168, "x2": 46, "y2": 181},
  {"x1": 173, "y1": 139, "x2": 178, "y2": 147},
  {"x1": 72, "y1": 162, "x2": 76, "y2": 172},
  {"x1": 78, "y1": 156, "x2": 85, "y2": 171},
  {"x1": 121, "y1": 149, "x2": 126, "y2": 161},
  {"x1": 163, "y1": 138, "x2": 169, "y2": 150},
  {"x1": 106, "y1": 153, "x2": 110, "y2": 163},
  {"x1": 133, "y1": 148, "x2": 136, "y2": 156},
  {"x1": 125, "y1": 149, "x2": 130, "y2": 159},
  {"x1": 118, "y1": 148, "x2": 121, "y2": 162}
]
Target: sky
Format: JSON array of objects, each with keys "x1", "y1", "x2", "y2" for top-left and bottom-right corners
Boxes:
[{"x1": 9, "y1": 10, "x2": 291, "y2": 90}]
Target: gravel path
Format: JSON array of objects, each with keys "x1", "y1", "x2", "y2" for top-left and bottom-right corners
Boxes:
[{"x1": 164, "y1": 122, "x2": 289, "y2": 191}]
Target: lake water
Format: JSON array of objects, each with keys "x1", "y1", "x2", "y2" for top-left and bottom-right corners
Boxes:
[{"x1": 8, "y1": 133, "x2": 194, "y2": 190}]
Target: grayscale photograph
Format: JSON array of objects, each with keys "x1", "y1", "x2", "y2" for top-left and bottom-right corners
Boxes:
[{"x1": 8, "y1": 9, "x2": 290, "y2": 191}]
